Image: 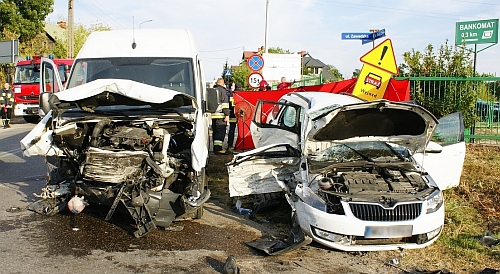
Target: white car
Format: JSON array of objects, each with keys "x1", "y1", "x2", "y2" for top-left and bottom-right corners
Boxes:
[{"x1": 227, "y1": 92, "x2": 465, "y2": 252}]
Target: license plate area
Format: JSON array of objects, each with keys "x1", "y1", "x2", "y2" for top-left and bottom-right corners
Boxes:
[{"x1": 364, "y1": 225, "x2": 413, "y2": 238}]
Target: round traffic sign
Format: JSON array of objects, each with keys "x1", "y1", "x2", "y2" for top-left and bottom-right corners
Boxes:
[
  {"x1": 247, "y1": 72, "x2": 264, "y2": 88},
  {"x1": 247, "y1": 54, "x2": 264, "y2": 71}
]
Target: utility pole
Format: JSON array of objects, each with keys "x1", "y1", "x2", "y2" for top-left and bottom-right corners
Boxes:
[
  {"x1": 68, "y1": 0, "x2": 74, "y2": 58},
  {"x1": 264, "y1": 0, "x2": 269, "y2": 53}
]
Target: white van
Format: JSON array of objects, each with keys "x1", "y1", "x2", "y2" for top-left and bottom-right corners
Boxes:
[{"x1": 20, "y1": 29, "x2": 219, "y2": 237}]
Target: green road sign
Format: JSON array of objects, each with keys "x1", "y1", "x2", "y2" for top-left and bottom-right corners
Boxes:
[{"x1": 455, "y1": 19, "x2": 499, "y2": 45}]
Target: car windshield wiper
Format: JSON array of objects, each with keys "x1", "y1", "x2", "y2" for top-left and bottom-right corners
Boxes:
[
  {"x1": 342, "y1": 144, "x2": 374, "y2": 162},
  {"x1": 382, "y1": 142, "x2": 407, "y2": 162}
]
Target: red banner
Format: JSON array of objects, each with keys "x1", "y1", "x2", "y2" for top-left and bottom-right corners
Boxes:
[{"x1": 233, "y1": 78, "x2": 410, "y2": 151}]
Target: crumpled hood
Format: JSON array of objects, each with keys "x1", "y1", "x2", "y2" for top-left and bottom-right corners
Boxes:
[
  {"x1": 49, "y1": 78, "x2": 197, "y2": 111},
  {"x1": 308, "y1": 100, "x2": 438, "y2": 154}
]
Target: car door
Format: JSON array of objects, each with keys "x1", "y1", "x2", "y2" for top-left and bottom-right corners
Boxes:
[
  {"x1": 227, "y1": 143, "x2": 301, "y2": 197},
  {"x1": 39, "y1": 58, "x2": 64, "y2": 116},
  {"x1": 249, "y1": 100, "x2": 303, "y2": 149},
  {"x1": 414, "y1": 112, "x2": 466, "y2": 190}
]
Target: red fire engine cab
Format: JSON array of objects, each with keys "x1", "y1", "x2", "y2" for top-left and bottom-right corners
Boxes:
[{"x1": 13, "y1": 55, "x2": 73, "y2": 123}]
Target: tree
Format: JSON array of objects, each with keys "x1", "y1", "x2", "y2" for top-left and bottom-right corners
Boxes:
[
  {"x1": 53, "y1": 23, "x2": 111, "y2": 58},
  {"x1": 352, "y1": 69, "x2": 361, "y2": 78},
  {"x1": 399, "y1": 40, "x2": 478, "y2": 127},
  {"x1": 230, "y1": 62, "x2": 252, "y2": 90},
  {"x1": 267, "y1": 47, "x2": 293, "y2": 54},
  {"x1": 326, "y1": 65, "x2": 344, "y2": 82},
  {"x1": 0, "y1": 0, "x2": 54, "y2": 42}
]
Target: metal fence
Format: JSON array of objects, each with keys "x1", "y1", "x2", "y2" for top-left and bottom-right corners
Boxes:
[{"x1": 394, "y1": 76, "x2": 500, "y2": 144}]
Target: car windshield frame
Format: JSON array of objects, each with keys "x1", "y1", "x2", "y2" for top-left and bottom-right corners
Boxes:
[
  {"x1": 308, "y1": 141, "x2": 409, "y2": 164},
  {"x1": 66, "y1": 57, "x2": 195, "y2": 97}
]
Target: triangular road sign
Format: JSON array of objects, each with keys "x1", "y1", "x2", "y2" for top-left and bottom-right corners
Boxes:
[{"x1": 360, "y1": 39, "x2": 399, "y2": 75}]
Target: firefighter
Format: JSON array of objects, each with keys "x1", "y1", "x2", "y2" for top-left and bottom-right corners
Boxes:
[
  {"x1": 226, "y1": 83, "x2": 240, "y2": 153},
  {"x1": 212, "y1": 78, "x2": 230, "y2": 154},
  {"x1": 1, "y1": 82, "x2": 14, "y2": 128}
]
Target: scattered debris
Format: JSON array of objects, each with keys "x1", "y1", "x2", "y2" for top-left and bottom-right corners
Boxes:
[
  {"x1": 222, "y1": 255, "x2": 240, "y2": 274},
  {"x1": 479, "y1": 223, "x2": 500, "y2": 247},
  {"x1": 6, "y1": 206, "x2": 23, "y2": 213},
  {"x1": 479, "y1": 268, "x2": 500, "y2": 274},
  {"x1": 233, "y1": 199, "x2": 253, "y2": 216},
  {"x1": 245, "y1": 227, "x2": 312, "y2": 255},
  {"x1": 164, "y1": 225, "x2": 184, "y2": 232}
]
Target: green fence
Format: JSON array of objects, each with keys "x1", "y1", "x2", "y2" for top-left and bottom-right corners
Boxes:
[{"x1": 394, "y1": 76, "x2": 500, "y2": 144}]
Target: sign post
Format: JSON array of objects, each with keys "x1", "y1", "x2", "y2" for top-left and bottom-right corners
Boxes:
[{"x1": 455, "y1": 18, "x2": 499, "y2": 74}]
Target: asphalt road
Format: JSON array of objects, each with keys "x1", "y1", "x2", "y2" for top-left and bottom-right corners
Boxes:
[{"x1": 0, "y1": 118, "x2": 399, "y2": 274}]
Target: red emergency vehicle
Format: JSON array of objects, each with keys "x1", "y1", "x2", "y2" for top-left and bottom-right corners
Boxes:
[{"x1": 13, "y1": 55, "x2": 73, "y2": 123}]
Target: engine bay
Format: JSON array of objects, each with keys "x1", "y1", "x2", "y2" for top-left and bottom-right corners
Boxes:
[{"x1": 29, "y1": 117, "x2": 209, "y2": 237}]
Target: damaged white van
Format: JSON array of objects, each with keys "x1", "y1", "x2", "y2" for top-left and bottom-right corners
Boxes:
[
  {"x1": 228, "y1": 92, "x2": 465, "y2": 252},
  {"x1": 20, "y1": 29, "x2": 219, "y2": 237}
]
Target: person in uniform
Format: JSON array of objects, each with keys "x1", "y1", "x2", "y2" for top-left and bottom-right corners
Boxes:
[
  {"x1": 1, "y1": 82, "x2": 14, "y2": 128},
  {"x1": 211, "y1": 78, "x2": 230, "y2": 154},
  {"x1": 226, "y1": 83, "x2": 241, "y2": 153}
]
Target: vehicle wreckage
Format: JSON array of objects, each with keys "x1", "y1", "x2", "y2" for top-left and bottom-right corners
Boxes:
[
  {"x1": 20, "y1": 29, "x2": 219, "y2": 237},
  {"x1": 228, "y1": 92, "x2": 466, "y2": 252}
]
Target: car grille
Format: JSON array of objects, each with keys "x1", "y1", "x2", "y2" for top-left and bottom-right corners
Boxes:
[{"x1": 349, "y1": 203, "x2": 422, "y2": 221}]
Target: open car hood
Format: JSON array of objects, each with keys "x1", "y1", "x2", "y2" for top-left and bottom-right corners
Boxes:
[
  {"x1": 49, "y1": 79, "x2": 197, "y2": 111},
  {"x1": 308, "y1": 100, "x2": 438, "y2": 154}
]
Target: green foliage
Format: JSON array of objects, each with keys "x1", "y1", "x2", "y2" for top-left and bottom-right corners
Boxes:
[
  {"x1": 267, "y1": 47, "x2": 293, "y2": 54},
  {"x1": 399, "y1": 40, "x2": 480, "y2": 128},
  {"x1": 352, "y1": 68, "x2": 361, "y2": 79},
  {"x1": 53, "y1": 23, "x2": 111, "y2": 58},
  {"x1": 0, "y1": 0, "x2": 54, "y2": 41},
  {"x1": 230, "y1": 62, "x2": 252, "y2": 90},
  {"x1": 326, "y1": 64, "x2": 344, "y2": 82}
]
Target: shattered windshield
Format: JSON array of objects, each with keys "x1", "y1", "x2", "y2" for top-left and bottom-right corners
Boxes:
[
  {"x1": 309, "y1": 141, "x2": 409, "y2": 164},
  {"x1": 66, "y1": 57, "x2": 195, "y2": 97}
]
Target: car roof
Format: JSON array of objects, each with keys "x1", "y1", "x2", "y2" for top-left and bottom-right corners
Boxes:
[{"x1": 76, "y1": 29, "x2": 199, "y2": 59}]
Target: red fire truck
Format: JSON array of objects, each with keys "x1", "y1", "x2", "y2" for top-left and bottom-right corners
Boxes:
[{"x1": 13, "y1": 55, "x2": 73, "y2": 123}]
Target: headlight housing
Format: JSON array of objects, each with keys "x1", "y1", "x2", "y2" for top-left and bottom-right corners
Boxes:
[{"x1": 426, "y1": 189, "x2": 444, "y2": 214}]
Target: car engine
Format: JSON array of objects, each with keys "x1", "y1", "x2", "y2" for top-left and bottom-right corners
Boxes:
[{"x1": 29, "y1": 118, "x2": 209, "y2": 237}]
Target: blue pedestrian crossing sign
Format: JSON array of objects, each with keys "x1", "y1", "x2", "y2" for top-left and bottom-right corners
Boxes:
[
  {"x1": 224, "y1": 69, "x2": 232, "y2": 76},
  {"x1": 247, "y1": 54, "x2": 264, "y2": 71}
]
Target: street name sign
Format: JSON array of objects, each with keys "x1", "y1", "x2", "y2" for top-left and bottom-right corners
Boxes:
[
  {"x1": 361, "y1": 29, "x2": 386, "y2": 45},
  {"x1": 342, "y1": 33, "x2": 373, "y2": 40},
  {"x1": 455, "y1": 19, "x2": 498, "y2": 45}
]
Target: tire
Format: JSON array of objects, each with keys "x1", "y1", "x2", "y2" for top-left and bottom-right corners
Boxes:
[
  {"x1": 194, "y1": 168, "x2": 208, "y2": 219},
  {"x1": 23, "y1": 115, "x2": 40, "y2": 123}
]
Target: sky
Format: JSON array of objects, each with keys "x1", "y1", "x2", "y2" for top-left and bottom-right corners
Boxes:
[{"x1": 46, "y1": 0, "x2": 500, "y2": 81}]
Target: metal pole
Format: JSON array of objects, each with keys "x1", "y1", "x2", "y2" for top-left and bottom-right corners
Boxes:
[
  {"x1": 473, "y1": 44, "x2": 477, "y2": 76},
  {"x1": 139, "y1": 19, "x2": 153, "y2": 29},
  {"x1": 68, "y1": 0, "x2": 74, "y2": 58},
  {"x1": 264, "y1": 0, "x2": 269, "y2": 53}
]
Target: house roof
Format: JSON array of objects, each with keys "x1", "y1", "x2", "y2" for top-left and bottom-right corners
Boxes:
[{"x1": 44, "y1": 23, "x2": 66, "y2": 41}]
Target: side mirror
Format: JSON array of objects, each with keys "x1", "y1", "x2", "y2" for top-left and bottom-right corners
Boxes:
[
  {"x1": 206, "y1": 88, "x2": 219, "y2": 113},
  {"x1": 39, "y1": 92, "x2": 52, "y2": 117},
  {"x1": 425, "y1": 141, "x2": 443, "y2": 154}
]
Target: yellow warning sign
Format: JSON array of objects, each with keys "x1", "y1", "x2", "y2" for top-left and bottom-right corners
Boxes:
[
  {"x1": 352, "y1": 65, "x2": 391, "y2": 101},
  {"x1": 359, "y1": 39, "x2": 398, "y2": 75}
]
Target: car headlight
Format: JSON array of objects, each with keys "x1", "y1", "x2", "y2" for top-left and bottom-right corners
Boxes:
[{"x1": 426, "y1": 189, "x2": 444, "y2": 214}]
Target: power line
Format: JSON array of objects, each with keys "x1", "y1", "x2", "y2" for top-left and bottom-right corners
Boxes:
[
  {"x1": 74, "y1": 0, "x2": 129, "y2": 29},
  {"x1": 288, "y1": 0, "x2": 489, "y2": 20},
  {"x1": 200, "y1": 46, "x2": 245, "y2": 53}
]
